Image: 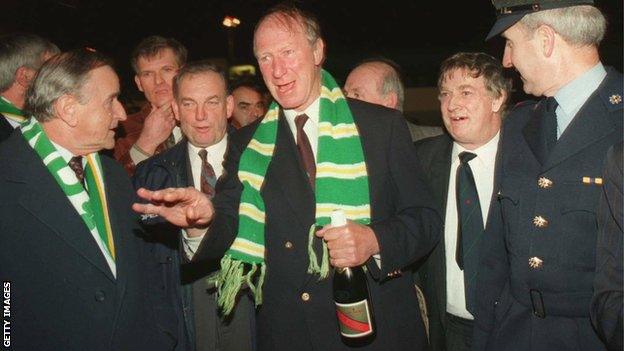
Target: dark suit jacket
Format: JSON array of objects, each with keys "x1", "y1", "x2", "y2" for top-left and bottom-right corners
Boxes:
[
  {"x1": 591, "y1": 142, "x2": 623, "y2": 351},
  {"x1": 0, "y1": 131, "x2": 176, "y2": 351},
  {"x1": 474, "y1": 69, "x2": 623, "y2": 351},
  {"x1": 195, "y1": 99, "x2": 441, "y2": 350},
  {"x1": 133, "y1": 139, "x2": 255, "y2": 351},
  {"x1": 0, "y1": 113, "x2": 14, "y2": 143},
  {"x1": 414, "y1": 133, "x2": 499, "y2": 351}
]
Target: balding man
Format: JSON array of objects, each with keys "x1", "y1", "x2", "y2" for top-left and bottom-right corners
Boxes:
[
  {"x1": 344, "y1": 58, "x2": 443, "y2": 141},
  {"x1": 0, "y1": 33, "x2": 58, "y2": 142}
]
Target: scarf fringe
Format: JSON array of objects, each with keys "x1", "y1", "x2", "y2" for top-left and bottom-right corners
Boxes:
[
  {"x1": 211, "y1": 255, "x2": 266, "y2": 315},
  {"x1": 306, "y1": 224, "x2": 330, "y2": 279}
]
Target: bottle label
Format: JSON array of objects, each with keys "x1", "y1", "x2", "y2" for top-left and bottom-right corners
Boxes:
[{"x1": 335, "y1": 299, "x2": 373, "y2": 338}]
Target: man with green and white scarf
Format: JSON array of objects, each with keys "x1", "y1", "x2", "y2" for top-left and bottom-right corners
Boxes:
[
  {"x1": 135, "y1": 4, "x2": 441, "y2": 350},
  {"x1": 0, "y1": 49, "x2": 177, "y2": 350},
  {"x1": 0, "y1": 33, "x2": 59, "y2": 142}
]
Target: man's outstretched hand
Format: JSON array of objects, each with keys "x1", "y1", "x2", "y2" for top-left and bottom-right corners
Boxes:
[{"x1": 133, "y1": 187, "x2": 214, "y2": 228}]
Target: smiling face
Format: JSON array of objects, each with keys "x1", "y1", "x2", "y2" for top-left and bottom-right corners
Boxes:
[
  {"x1": 73, "y1": 65, "x2": 127, "y2": 153},
  {"x1": 254, "y1": 14, "x2": 324, "y2": 112},
  {"x1": 173, "y1": 71, "x2": 232, "y2": 148},
  {"x1": 439, "y1": 68, "x2": 503, "y2": 150},
  {"x1": 134, "y1": 48, "x2": 180, "y2": 107}
]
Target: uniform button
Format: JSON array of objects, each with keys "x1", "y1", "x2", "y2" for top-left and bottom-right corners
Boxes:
[
  {"x1": 532, "y1": 216, "x2": 548, "y2": 228},
  {"x1": 537, "y1": 177, "x2": 553, "y2": 189},
  {"x1": 301, "y1": 292, "x2": 310, "y2": 302},
  {"x1": 528, "y1": 257, "x2": 544, "y2": 269},
  {"x1": 284, "y1": 241, "x2": 293, "y2": 249},
  {"x1": 94, "y1": 290, "x2": 106, "y2": 302}
]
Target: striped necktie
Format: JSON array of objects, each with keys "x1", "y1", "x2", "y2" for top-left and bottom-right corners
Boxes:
[
  {"x1": 295, "y1": 114, "x2": 316, "y2": 190},
  {"x1": 198, "y1": 149, "x2": 217, "y2": 198}
]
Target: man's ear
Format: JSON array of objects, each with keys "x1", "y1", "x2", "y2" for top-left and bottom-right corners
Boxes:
[
  {"x1": 536, "y1": 24, "x2": 556, "y2": 58},
  {"x1": 491, "y1": 91, "x2": 506, "y2": 113},
  {"x1": 313, "y1": 38, "x2": 325, "y2": 66},
  {"x1": 172, "y1": 99, "x2": 181, "y2": 122},
  {"x1": 54, "y1": 94, "x2": 80, "y2": 127},
  {"x1": 15, "y1": 66, "x2": 36, "y2": 88},
  {"x1": 134, "y1": 75, "x2": 144, "y2": 92},
  {"x1": 226, "y1": 95, "x2": 234, "y2": 119},
  {"x1": 384, "y1": 92, "x2": 399, "y2": 110}
]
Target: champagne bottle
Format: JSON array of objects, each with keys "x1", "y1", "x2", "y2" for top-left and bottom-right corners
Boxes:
[{"x1": 331, "y1": 210, "x2": 376, "y2": 342}]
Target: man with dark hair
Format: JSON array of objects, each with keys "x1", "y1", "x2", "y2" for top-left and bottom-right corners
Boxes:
[
  {"x1": 344, "y1": 57, "x2": 443, "y2": 141},
  {"x1": 114, "y1": 35, "x2": 187, "y2": 174},
  {"x1": 134, "y1": 3, "x2": 440, "y2": 350},
  {"x1": 133, "y1": 61, "x2": 254, "y2": 351},
  {"x1": 0, "y1": 32, "x2": 59, "y2": 141},
  {"x1": 0, "y1": 49, "x2": 175, "y2": 350},
  {"x1": 415, "y1": 52, "x2": 511, "y2": 351},
  {"x1": 475, "y1": 1, "x2": 623, "y2": 350},
  {"x1": 230, "y1": 79, "x2": 266, "y2": 129}
]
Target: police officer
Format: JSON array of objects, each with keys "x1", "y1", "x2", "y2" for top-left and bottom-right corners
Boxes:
[{"x1": 474, "y1": 1, "x2": 623, "y2": 350}]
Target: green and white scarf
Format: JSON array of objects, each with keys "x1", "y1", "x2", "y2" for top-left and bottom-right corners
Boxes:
[
  {"x1": 21, "y1": 118, "x2": 116, "y2": 274},
  {"x1": 213, "y1": 70, "x2": 371, "y2": 315},
  {"x1": 0, "y1": 96, "x2": 27, "y2": 123}
]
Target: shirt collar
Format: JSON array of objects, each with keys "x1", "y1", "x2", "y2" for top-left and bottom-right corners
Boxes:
[
  {"x1": 283, "y1": 97, "x2": 321, "y2": 125},
  {"x1": 187, "y1": 135, "x2": 228, "y2": 160},
  {"x1": 451, "y1": 131, "x2": 500, "y2": 166},
  {"x1": 554, "y1": 62, "x2": 607, "y2": 116},
  {"x1": 50, "y1": 139, "x2": 78, "y2": 164}
]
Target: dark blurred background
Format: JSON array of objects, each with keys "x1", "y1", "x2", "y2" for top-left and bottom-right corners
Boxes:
[{"x1": 2, "y1": 0, "x2": 621, "y2": 121}]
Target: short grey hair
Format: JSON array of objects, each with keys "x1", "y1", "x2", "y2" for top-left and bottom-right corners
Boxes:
[
  {"x1": 357, "y1": 58, "x2": 405, "y2": 111},
  {"x1": 254, "y1": 3, "x2": 322, "y2": 51},
  {"x1": 0, "y1": 33, "x2": 60, "y2": 92},
  {"x1": 519, "y1": 5, "x2": 606, "y2": 46},
  {"x1": 172, "y1": 60, "x2": 227, "y2": 99},
  {"x1": 25, "y1": 49, "x2": 113, "y2": 122}
]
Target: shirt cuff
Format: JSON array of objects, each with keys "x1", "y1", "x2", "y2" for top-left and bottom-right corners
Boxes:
[
  {"x1": 181, "y1": 229, "x2": 206, "y2": 260},
  {"x1": 130, "y1": 144, "x2": 151, "y2": 165}
]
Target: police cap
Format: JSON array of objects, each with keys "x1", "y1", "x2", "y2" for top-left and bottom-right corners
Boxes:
[{"x1": 486, "y1": 0, "x2": 595, "y2": 40}]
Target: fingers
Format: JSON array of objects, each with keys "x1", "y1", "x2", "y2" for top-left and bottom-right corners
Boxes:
[{"x1": 132, "y1": 202, "x2": 165, "y2": 216}]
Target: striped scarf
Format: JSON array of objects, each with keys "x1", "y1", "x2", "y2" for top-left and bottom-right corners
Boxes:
[
  {"x1": 213, "y1": 70, "x2": 371, "y2": 315},
  {"x1": 0, "y1": 96, "x2": 27, "y2": 123},
  {"x1": 21, "y1": 118, "x2": 116, "y2": 274}
]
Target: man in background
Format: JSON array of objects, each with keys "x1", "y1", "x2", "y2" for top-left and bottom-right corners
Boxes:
[{"x1": 230, "y1": 79, "x2": 267, "y2": 129}]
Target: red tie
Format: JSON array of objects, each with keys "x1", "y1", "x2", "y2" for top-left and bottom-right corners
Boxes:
[
  {"x1": 295, "y1": 114, "x2": 316, "y2": 190},
  {"x1": 198, "y1": 149, "x2": 216, "y2": 198}
]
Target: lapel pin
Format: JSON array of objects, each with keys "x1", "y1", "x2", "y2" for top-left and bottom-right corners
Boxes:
[{"x1": 609, "y1": 94, "x2": 622, "y2": 105}]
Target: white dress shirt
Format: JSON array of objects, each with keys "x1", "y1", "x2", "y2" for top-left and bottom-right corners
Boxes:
[
  {"x1": 181, "y1": 137, "x2": 228, "y2": 258},
  {"x1": 445, "y1": 132, "x2": 499, "y2": 319}
]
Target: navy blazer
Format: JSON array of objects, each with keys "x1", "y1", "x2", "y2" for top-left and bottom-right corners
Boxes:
[
  {"x1": 0, "y1": 131, "x2": 176, "y2": 351},
  {"x1": 473, "y1": 69, "x2": 623, "y2": 351},
  {"x1": 0, "y1": 113, "x2": 14, "y2": 143},
  {"x1": 195, "y1": 99, "x2": 441, "y2": 350}
]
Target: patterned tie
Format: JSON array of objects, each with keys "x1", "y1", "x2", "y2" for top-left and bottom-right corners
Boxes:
[
  {"x1": 68, "y1": 156, "x2": 85, "y2": 188},
  {"x1": 295, "y1": 114, "x2": 316, "y2": 190},
  {"x1": 198, "y1": 149, "x2": 217, "y2": 198},
  {"x1": 543, "y1": 96, "x2": 559, "y2": 153},
  {"x1": 455, "y1": 151, "x2": 483, "y2": 314}
]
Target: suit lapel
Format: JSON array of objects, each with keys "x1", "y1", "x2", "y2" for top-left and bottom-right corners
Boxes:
[
  {"x1": 522, "y1": 101, "x2": 549, "y2": 165},
  {"x1": 264, "y1": 111, "x2": 315, "y2": 229},
  {"x1": 545, "y1": 88, "x2": 617, "y2": 171},
  {"x1": 13, "y1": 139, "x2": 115, "y2": 282}
]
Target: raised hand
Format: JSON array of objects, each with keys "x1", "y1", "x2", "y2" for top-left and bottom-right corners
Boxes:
[{"x1": 133, "y1": 187, "x2": 214, "y2": 228}]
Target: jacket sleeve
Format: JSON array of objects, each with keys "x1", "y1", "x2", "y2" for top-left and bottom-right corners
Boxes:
[{"x1": 366, "y1": 113, "x2": 442, "y2": 280}]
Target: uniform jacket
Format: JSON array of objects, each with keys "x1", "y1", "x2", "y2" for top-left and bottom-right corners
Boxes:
[
  {"x1": 473, "y1": 68, "x2": 623, "y2": 351},
  {"x1": 194, "y1": 99, "x2": 441, "y2": 350},
  {"x1": 133, "y1": 138, "x2": 255, "y2": 351},
  {"x1": 590, "y1": 142, "x2": 623, "y2": 351},
  {"x1": 0, "y1": 131, "x2": 176, "y2": 351}
]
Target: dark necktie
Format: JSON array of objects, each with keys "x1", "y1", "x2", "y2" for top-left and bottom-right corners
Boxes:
[
  {"x1": 198, "y1": 149, "x2": 217, "y2": 198},
  {"x1": 543, "y1": 97, "x2": 559, "y2": 154},
  {"x1": 68, "y1": 156, "x2": 85, "y2": 188},
  {"x1": 295, "y1": 114, "x2": 316, "y2": 190},
  {"x1": 455, "y1": 151, "x2": 483, "y2": 314}
]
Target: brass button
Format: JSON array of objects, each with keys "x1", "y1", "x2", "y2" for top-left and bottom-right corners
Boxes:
[
  {"x1": 528, "y1": 257, "x2": 544, "y2": 269},
  {"x1": 537, "y1": 177, "x2": 553, "y2": 189},
  {"x1": 301, "y1": 292, "x2": 310, "y2": 302},
  {"x1": 284, "y1": 241, "x2": 293, "y2": 249},
  {"x1": 533, "y1": 216, "x2": 548, "y2": 228}
]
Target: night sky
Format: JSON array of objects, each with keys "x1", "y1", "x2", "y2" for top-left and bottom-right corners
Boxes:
[{"x1": 2, "y1": 0, "x2": 622, "y2": 103}]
